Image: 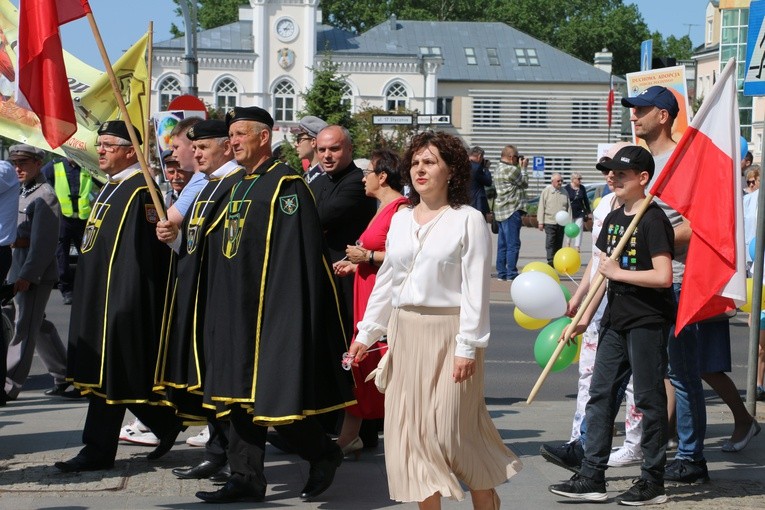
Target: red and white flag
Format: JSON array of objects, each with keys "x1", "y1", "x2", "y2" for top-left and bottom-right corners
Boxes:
[
  {"x1": 607, "y1": 76, "x2": 615, "y2": 128},
  {"x1": 650, "y1": 58, "x2": 746, "y2": 331},
  {"x1": 16, "y1": 0, "x2": 91, "y2": 148}
]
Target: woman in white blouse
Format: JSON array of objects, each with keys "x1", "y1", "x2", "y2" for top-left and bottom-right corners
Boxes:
[{"x1": 349, "y1": 132, "x2": 521, "y2": 509}]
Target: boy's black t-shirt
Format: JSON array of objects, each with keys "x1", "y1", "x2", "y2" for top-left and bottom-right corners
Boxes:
[{"x1": 595, "y1": 202, "x2": 675, "y2": 330}]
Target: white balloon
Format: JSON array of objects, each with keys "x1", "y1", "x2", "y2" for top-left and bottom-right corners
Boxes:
[
  {"x1": 510, "y1": 271, "x2": 567, "y2": 319},
  {"x1": 555, "y1": 210, "x2": 571, "y2": 226}
]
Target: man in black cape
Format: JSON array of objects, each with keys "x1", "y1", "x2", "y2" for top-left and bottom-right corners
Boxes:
[
  {"x1": 55, "y1": 121, "x2": 183, "y2": 472},
  {"x1": 155, "y1": 119, "x2": 244, "y2": 482},
  {"x1": 193, "y1": 106, "x2": 354, "y2": 504}
]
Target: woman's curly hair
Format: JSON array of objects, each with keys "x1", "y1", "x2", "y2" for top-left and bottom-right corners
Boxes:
[{"x1": 401, "y1": 131, "x2": 470, "y2": 208}]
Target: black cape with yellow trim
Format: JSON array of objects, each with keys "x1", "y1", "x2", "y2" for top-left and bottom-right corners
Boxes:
[
  {"x1": 203, "y1": 158, "x2": 354, "y2": 425},
  {"x1": 155, "y1": 166, "x2": 245, "y2": 420},
  {"x1": 66, "y1": 170, "x2": 171, "y2": 403}
]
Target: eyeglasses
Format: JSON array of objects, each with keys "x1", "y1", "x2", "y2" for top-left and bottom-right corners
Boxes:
[
  {"x1": 294, "y1": 135, "x2": 312, "y2": 144},
  {"x1": 94, "y1": 142, "x2": 131, "y2": 152},
  {"x1": 747, "y1": 179, "x2": 757, "y2": 185},
  {"x1": 362, "y1": 169, "x2": 379, "y2": 177}
]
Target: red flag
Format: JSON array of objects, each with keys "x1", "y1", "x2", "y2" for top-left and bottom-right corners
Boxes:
[
  {"x1": 16, "y1": 0, "x2": 91, "y2": 148},
  {"x1": 649, "y1": 58, "x2": 746, "y2": 331},
  {"x1": 606, "y1": 77, "x2": 614, "y2": 128}
]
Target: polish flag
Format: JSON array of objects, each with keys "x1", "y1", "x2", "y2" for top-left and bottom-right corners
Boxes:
[
  {"x1": 606, "y1": 76, "x2": 615, "y2": 128},
  {"x1": 650, "y1": 58, "x2": 746, "y2": 331},
  {"x1": 16, "y1": 0, "x2": 91, "y2": 148}
]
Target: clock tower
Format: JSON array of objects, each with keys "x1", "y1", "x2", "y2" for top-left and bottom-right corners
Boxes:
[{"x1": 248, "y1": 0, "x2": 319, "y2": 117}]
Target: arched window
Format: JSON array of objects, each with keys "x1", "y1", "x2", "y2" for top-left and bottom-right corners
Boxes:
[
  {"x1": 158, "y1": 76, "x2": 181, "y2": 110},
  {"x1": 273, "y1": 80, "x2": 296, "y2": 122},
  {"x1": 385, "y1": 82, "x2": 408, "y2": 111},
  {"x1": 215, "y1": 78, "x2": 238, "y2": 110}
]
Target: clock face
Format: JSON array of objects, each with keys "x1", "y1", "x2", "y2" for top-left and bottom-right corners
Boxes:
[{"x1": 276, "y1": 18, "x2": 297, "y2": 42}]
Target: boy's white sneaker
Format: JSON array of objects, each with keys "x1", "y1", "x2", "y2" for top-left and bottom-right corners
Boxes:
[
  {"x1": 119, "y1": 419, "x2": 160, "y2": 446},
  {"x1": 608, "y1": 445, "x2": 643, "y2": 467},
  {"x1": 186, "y1": 426, "x2": 210, "y2": 447}
]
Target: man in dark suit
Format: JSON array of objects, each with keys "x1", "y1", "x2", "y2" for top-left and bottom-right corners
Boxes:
[{"x1": 309, "y1": 126, "x2": 376, "y2": 336}]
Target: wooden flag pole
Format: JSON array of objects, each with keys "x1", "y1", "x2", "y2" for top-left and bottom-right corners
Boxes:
[
  {"x1": 144, "y1": 21, "x2": 154, "y2": 164},
  {"x1": 526, "y1": 193, "x2": 656, "y2": 404},
  {"x1": 85, "y1": 12, "x2": 166, "y2": 221}
]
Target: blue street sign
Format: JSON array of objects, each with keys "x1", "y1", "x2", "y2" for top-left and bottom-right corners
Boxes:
[
  {"x1": 532, "y1": 156, "x2": 545, "y2": 171},
  {"x1": 640, "y1": 40, "x2": 653, "y2": 72},
  {"x1": 744, "y1": 0, "x2": 765, "y2": 96}
]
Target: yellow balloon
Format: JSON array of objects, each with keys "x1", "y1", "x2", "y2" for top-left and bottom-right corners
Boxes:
[
  {"x1": 740, "y1": 277, "x2": 765, "y2": 313},
  {"x1": 514, "y1": 306, "x2": 551, "y2": 330},
  {"x1": 592, "y1": 197, "x2": 601, "y2": 210},
  {"x1": 522, "y1": 261, "x2": 560, "y2": 282},
  {"x1": 554, "y1": 247, "x2": 581, "y2": 275}
]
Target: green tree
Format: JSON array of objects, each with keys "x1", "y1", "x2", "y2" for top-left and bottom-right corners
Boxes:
[
  {"x1": 300, "y1": 58, "x2": 353, "y2": 128},
  {"x1": 169, "y1": 0, "x2": 247, "y2": 38},
  {"x1": 350, "y1": 106, "x2": 419, "y2": 159},
  {"x1": 651, "y1": 32, "x2": 694, "y2": 62}
]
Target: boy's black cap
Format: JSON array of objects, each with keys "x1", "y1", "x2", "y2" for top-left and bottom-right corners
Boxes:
[
  {"x1": 596, "y1": 145, "x2": 655, "y2": 180},
  {"x1": 187, "y1": 119, "x2": 228, "y2": 140}
]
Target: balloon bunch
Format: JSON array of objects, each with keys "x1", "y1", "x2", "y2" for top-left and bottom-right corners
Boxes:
[{"x1": 511, "y1": 261, "x2": 582, "y2": 372}]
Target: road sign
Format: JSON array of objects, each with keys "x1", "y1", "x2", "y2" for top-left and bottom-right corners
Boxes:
[
  {"x1": 417, "y1": 115, "x2": 451, "y2": 125},
  {"x1": 372, "y1": 115, "x2": 413, "y2": 125},
  {"x1": 744, "y1": 0, "x2": 765, "y2": 96},
  {"x1": 640, "y1": 40, "x2": 653, "y2": 72},
  {"x1": 532, "y1": 156, "x2": 545, "y2": 179}
]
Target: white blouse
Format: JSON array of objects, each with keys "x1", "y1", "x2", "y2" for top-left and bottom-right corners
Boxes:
[{"x1": 355, "y1": 206, "x2": 491, "y2": 359}]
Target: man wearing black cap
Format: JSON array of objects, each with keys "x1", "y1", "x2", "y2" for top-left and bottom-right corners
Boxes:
[
  {"x1": 56, "y1": 121, "x2": 184, "y2": 473},
  {"x1": 295, "y1": 114, "x2": 328, "y2": 183},
  {"x1": 154, "y1": 119, "x2": 245, "y2": 483},
  {"x1": 4, "y1": 144, "x2": 69, "y2": 401},
  {"x1": 621, "y1": 85, "x2": 720, "y2": 484},
  {"x1": 192, "y1": 106, "x2": 353, "y2": 504}
]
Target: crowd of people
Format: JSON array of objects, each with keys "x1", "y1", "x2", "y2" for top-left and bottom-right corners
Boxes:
[{"x1": 0, "y1": 89, "x2": 763, "y2": 508}]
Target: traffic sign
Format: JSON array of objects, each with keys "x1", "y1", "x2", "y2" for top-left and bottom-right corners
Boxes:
[
  {"x1": 744, "y1": 0, "x2": 765, "y2": 96},
  {"x1": 417, "y1": 115, "x2": 451, "y2": 125},
  {"x1": 532, "y1": 156, "x2": 545, "y2": 179},
  {"x1": 640, "y1": 39, "x2": 653, "y2": 72},
  {"x1": 372, "y1": 115, "x2": 413, "y2": 125}
]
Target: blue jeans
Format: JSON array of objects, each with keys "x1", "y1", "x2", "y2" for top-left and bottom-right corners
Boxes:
[
  {"x1": 667, "y1": 283, "x2": 706, "y2": 461},
  {"x1": 496, "y1": 211, "x2": 523, "y2": 279}
]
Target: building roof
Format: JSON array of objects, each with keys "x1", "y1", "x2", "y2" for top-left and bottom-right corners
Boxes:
[
  {"x1": 319, "y1": 19, "x2": 612, "y2": 84},
  {"x1": 155, "y1": 21, "x2": 254, "y2": 52},
  {"x1": 156, "y1": 17, "x2": 611, "y2": 84}
]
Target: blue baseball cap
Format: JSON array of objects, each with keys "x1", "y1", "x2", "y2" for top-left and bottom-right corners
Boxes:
[{"x1": 621, "y1": 86, "x2": 679, "y2": 118}]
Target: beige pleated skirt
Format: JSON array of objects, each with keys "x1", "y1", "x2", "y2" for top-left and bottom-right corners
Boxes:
[{"x1": 383, "y1": 307, "x2": 523, "y2": 503}]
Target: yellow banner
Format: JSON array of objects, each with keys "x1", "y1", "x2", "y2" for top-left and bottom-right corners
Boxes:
[{"x1": 0, "y1": 0, "x2": 148, "y2": 173}]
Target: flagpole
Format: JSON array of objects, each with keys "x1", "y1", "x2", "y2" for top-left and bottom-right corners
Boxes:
[
  {"x1": 527, "y1": 193, "x2": 656, "y2": 404},
  {"x1": 84, "y1": 12, "x2": 166, "y2": 221},
  {"x1": 143, "y1": 21, "x2": 154, "y2": 164},
  {"x1": 746, "y1": 133, "x2": 765, "y2": 415}
]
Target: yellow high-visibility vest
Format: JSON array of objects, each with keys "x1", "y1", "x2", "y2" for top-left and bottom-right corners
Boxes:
[{"x1": 53, "y1": 161, "x2": 93, "y2": 219}]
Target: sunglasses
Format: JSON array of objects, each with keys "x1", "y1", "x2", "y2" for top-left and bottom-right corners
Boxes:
[{"x1": 747, "y1": 180, "x2": 757, "y2": 185}]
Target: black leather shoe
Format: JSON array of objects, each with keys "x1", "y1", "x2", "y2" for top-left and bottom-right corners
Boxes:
[
  {"x1": 54, "y1": 455, "x2": 113, "y2": 473},
  {"x1": 147, "y1": 424, "x2": 185, "y2": 460},
  {"x1": 172, "y1": 460, "x2": 224, "y2": 479},
  {"x1": 208, "y1": 464, "x2": 231, "y2": 483},
  {"x1": 300, "y1": 445, "x2": 342, "y2": 500},
  {"x1": 196, "y1": 479, "x2": 265, "y2": 504}
]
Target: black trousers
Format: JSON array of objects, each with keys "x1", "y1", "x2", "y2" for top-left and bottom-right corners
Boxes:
[
  {"x1": 0, "y1": 245, "x2": 11, "y2": 399},
  {"x1": 544, "y1": 224, "x2": 565, "y2": 265},
  {"x1": 580, "y1": 325, "x2": 669, "y2": 484},
  {"x1": 227, "y1": 406, "x2": 335, "y2": 492},
  {"x1": 205, "y1": 417, "x2": 229, "y2": 465},
  {"x1": 79, "y1": 394, "x2": 181, "y2": 463},
  {"x1": 56, "y1": 217, "x2": 86, "y2": 295}
]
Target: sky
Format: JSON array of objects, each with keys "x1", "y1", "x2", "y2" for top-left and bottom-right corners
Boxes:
[{"x1": 12, "y1": 0, "x2": 711, "y2": 71}]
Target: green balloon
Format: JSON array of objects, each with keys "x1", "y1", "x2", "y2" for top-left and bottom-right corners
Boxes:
[
  {"x1": 533, "y1": 317, "x2": 578, "y2": 372},
  {"x1": 564, "y1": 222, "x2": 581, "y2": 238},
  {"x1": 560, "y1": 284, "x2": 572, "y2": 302}
]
